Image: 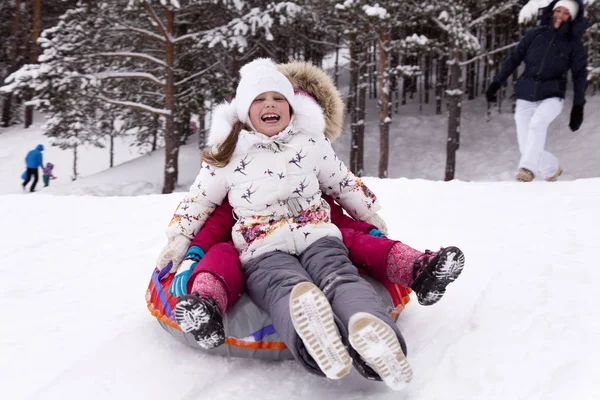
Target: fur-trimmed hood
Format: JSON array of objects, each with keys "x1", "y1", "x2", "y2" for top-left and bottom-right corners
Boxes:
[
  {"x1": 207, "y1": 61, "x2": 344, "y2": 148},
  {"x1": 277, "y1": 61, "x2": 344, "y2": 142}
]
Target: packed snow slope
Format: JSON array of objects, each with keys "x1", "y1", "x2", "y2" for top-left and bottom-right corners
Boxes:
[{"x1": 1, "y1": 177, "x2": 599, "y2": 399}]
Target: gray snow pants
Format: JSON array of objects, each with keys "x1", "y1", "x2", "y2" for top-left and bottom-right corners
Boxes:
[{"x1": 243, "y1": 236, "x2": 407, "y2": 379}]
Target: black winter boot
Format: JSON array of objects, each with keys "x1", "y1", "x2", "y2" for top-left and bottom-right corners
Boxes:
[
  {"x1": 174, "y1": 293, "x2": 225, "y2": 349},
  {"x1": 410, "y1": 247, "x2": 465, "y2": 306}
]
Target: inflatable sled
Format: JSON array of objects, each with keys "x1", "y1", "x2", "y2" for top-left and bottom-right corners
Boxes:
[{"x1": 146, "y1": 267, "x2": 411, "y2": 361}]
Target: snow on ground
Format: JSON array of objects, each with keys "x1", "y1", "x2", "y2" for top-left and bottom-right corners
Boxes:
[
  {"x1": 1, "y1": 178, "x2": 599, "y2": 399},
  {"x1": 1, "y1": 57, "x2": 600, "y2": 400},
  {"x1": 0, "y1": 112, "x2": 151, "y2": 195}
]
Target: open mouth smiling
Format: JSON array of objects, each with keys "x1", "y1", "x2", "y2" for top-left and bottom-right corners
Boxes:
[{"x1": 261, "y1": 113, "x2": 280, "y2": 123}]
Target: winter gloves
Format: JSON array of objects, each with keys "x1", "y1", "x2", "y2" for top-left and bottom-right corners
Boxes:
[
  {"x1": 485, "y1": 82, "x2": 501, "y2": 103},
  {"x1": 362, "y1": 213, "x2": 388, "y2": 236},
  {"x1": 569, "y1": 104, "x2": 584, "y2": 132},
  {"x1": 156, "y1": 234, "x2": 192, "y2": 276},
  {"x1": 169, "y1": 246, "x2": 205, "y2": 297},
  {"x1": 369, "y1": 228, "x2": 386, "y2": 238}
]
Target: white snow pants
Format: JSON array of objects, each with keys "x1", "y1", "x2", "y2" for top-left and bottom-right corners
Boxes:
[{"x1": 514, "y1": 98, "x2": 563, "y2": 179}]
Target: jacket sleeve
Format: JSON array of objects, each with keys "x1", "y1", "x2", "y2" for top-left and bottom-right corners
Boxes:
[
  {"x1": 165, "y1": 162, "x2": 229, "y2": 241},
  {"x1": 317, "y1": 136, "x2": 380, "y2": 220},
  {"x1": 570, "y1": 39, "x2": 588, "y2": 106},
  {"x1": 189, "y1": 199, "x2": 234, "y2": 252},
  {"x1": 37, "y1": 152, "x2": 43, "y2": 168},
  {"x1": 493, "y1": 30, "x2": 534, "y2": 84},
  {"x1": 325, "y1": 195, "x2": 376, "y2": 233}
]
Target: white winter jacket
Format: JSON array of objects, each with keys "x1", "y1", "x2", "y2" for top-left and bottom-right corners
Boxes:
[{"x1": 167, "y1": 94, "x2": 380, "y2": 264}]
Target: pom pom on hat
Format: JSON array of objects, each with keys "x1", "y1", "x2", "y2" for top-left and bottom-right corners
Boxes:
[
  {"x1": 553, "y1": 0, "x2": 579, "y2": 19},
  {"x1": 235, "y1": 58, "x2": 295, "y2": 126}
]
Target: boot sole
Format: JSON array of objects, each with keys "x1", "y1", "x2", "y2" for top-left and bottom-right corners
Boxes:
[
  {"x1": 348, "y1": 312, "x2": 413, "y2": 391},
  {"x1": 174, "y1": 295, "x2": 226, "y2": 349},
  {"x1": 174, "y1": 296, "x2": 211, "y2": 333},
  {"x1": 290, "y1": 282, "x2": 352, "y2": 380},
  {"x1": 417, "y1": 247, "x2": 465, "y2": 306}
]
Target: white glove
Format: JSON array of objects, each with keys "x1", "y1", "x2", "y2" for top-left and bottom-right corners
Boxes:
[
  {"x1": 156, "y1": 235, "x2": 192, "y2": 274},
  {"x1": 361, "y1": 213, "x2": 388, "y2": 236}
]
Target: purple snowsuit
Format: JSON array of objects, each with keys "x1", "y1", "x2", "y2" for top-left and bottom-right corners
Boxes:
[{"x1": 244, "y1": 236, "x2": 407, "y2": 380}]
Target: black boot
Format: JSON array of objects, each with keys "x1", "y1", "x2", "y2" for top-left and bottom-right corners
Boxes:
[
  {"x1": 410, "y1": 247, "x2": 465, "y2": 306},
  {"x1": 174, "y1": 293, "x2": 225, "y2": 349}
]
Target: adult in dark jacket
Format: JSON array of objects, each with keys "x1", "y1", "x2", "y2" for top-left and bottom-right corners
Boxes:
[
  {"x1": 486, "y1": 0, "x2": 588, "y2": 182},
  {"x1": 23, "y1": 144, "x2": 44, "y2": 192}
]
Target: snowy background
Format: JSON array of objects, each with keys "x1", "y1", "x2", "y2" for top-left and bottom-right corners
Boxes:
[
  {"x1": 1, "y1": 89, "x2": 600, "y2": 399},
  {"x1": 1, "y1": 0, "x2": 600, "y2": 395}
]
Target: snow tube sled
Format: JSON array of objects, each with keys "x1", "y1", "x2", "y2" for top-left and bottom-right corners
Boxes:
[
  {"x1": 146, "y1": 268, "x2": 411, "y2": 361},
  {"x1": 21, "y1": 171, "x2": 27, "y2": 180}
]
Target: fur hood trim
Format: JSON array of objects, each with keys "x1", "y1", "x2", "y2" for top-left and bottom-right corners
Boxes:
[
  {"x1": 277, "y1": 61, "x2": 344, "y2": 142},
  {"x1": 207, "y1": 61, "x2": 343, "y2": 148}
]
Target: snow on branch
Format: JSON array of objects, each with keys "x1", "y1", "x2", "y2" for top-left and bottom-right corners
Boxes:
[
  {"x1": 142, "y1": 1, "x2": 169, "y2": 39},
  {"x1": 97, "y1": 95, "x2": 171, "y2": 116},
  {"x1": 113, "y1": 24, "x2": 166, "y2": 42},
  {"x1": 175, "y1": 62, "x2": 219, "y2": 86},
  {"x1": 363, "y1": 5, "x2": 388, "y2": 19},
  {"x1": 469, "y1": 0, "x2": 522, "y2": 28},
  {"x1": 460, "y1": 42, "x2": 519, "y2": 66},
  {"x1": 519, "y1": 0, "x2": 552, "y2": 23},
  {"x1": 91, "y1": 71, "x2": 165, "y2": 87},
  {"x1": 91, "y1": 52, "x2": 168, "y2": 68}
]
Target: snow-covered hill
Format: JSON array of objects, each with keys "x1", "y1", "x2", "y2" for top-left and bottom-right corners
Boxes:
[{"x1": 1, "y1": 178, "x2": 599, "y2": 399}]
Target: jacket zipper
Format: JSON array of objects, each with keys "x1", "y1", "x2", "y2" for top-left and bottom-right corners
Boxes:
[{"x1": 534, "y1": 30, "x2": 556, "y2": 99}]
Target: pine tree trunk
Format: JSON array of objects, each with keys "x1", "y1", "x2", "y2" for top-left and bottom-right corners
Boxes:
[
  {"x1": 436, "y1": 56, "x2": 447, "y2": 115},
  {"x1": 24, "y1": 0, "x2": 41, "y2": 128},
  {"x1": 355, "y1": 44, "x2": 367, "y2": 177},
  {"x1": 424, "y1": 54, "x2": 431, "y2": 104},
  {"x1": 2, "y1": 0, "x2": 21, "y2": 127},
  {"x1": 349, "y1": 33, "x2": 360, "y2": 173},
  {"x1": 377, "y1": 32, "x2": 390, "y2": 179},
  {"x1": 109, "y1": 133, "x2": 114, "y2": 168},
  {"x1": 334, "y1": 33, "x2": 340, "y2": 87},
  {"x1": 198, "y1": 113, "x2": 206, "y2": 149},
  {"x1": 445, "y1": 49, "x2": 462, "y2": 181},
  {"x1": 162, "y1": 8, "x2": 178, "y2": 194},
  {"x1": 467, "y1": 55, "x2": 475, "y2": 100},
  {"x1": 152, "y1": 115, "x2": 158, "y2": 152},
  {"x1": 72, "y1": 144, "x2": 78, "y2": 181}
]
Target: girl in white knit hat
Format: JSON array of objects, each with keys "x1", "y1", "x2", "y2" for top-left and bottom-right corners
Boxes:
[{"x1": 155, "y1": 58, "x2": 435, "y2": 390}]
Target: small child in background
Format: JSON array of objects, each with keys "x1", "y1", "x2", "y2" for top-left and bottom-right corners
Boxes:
[{"x1": 42, "y1": 162, "x2": 56, "y2": 187}]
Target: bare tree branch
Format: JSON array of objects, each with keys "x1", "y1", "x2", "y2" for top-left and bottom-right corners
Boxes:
[
  {"x1": 175, "y1": 62, "x2": 220, "y2": 86},
  {"x1": 142, "y1": 0, "x2": 169, "y2": 39},
  {"x1": 92, "y1": 71, "x2": 165, "y2": 87},
  {"x1": 97, "y1": 95, "x2": 170, "y2": 117},
  {"x1": 113, "y1": 24, "x2": 165, "y2": 42},
  {"x1": 469, "y1": 0, "x2": 522, "y2": 28},
  {"x1": 91, "y1": 52, "x2": 168, "y2": 68},
  {"x1": 460, "y1": 41, "x2": 519, "y2": 66}
]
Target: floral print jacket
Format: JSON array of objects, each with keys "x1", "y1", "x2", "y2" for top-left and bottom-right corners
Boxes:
[{"x1": 167, "y1": 94, "x2": 380, "y2": 265}]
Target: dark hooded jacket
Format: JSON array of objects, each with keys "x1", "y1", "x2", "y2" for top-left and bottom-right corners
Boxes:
[{"x1": 493, "y1": 0, "x2": 588, "y2": 105}]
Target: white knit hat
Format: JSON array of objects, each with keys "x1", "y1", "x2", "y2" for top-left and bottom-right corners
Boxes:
[
  {"x1": 553, "y1": 0, "x2": 579, "y2": 19},
  {"x1": 235, "y1": 58, "x2": 295, "y2": 126}
]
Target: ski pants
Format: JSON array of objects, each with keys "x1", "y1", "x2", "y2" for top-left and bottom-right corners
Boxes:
[
  {"x1": 243, "y1": 236, "x2": 407, "y2": 379},
  {"x1": 23, "y1": 168, "x2": 39, "y2": 192},
  {"x1": 514, "y1": 98, "x2": 563, "y2": 179}
]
